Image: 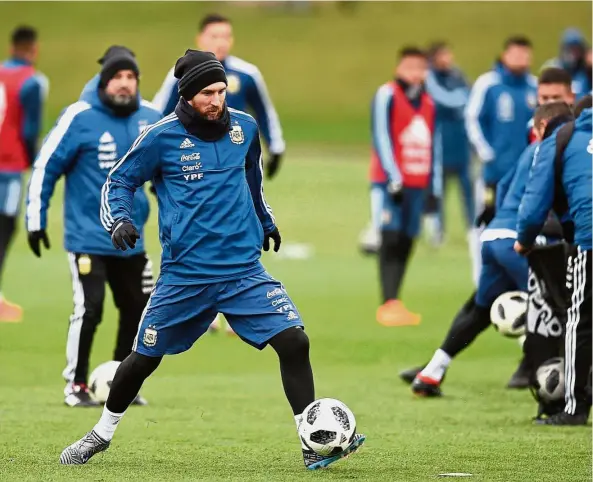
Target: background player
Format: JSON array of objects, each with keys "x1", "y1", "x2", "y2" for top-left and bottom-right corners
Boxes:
[
  {"x1": 25, "y1": 46, "x2": 161, "y2": 407},
  {"x1": 516, "y1": 103, "x2": 592, "y2": 426},
  {"x1": 402, "y1": 101, "x2": 573, "y2": 397},
  {"x1": 465, "y1": 36, "x2": 536, "y2": 282},
  {"x1": 60, "y1": 50, "x2": 364, "y2": 469},
  {"x1": 424, "y1": 41, "x2": 473, "y2": 254},
  {"x1": 0, "y1": 26, "x2": 48, "y2": 322},
  {"x1": 370, "y1": 47, "x2": 438, "y2": 327}
]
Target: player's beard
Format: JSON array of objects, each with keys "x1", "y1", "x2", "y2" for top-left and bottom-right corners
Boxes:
[
  {"x1": 109, "y1": 92, "x2": 135, "y2": 106},
  {"x1": 200, "y1": 104, "x2": 224, "y2": 121}
]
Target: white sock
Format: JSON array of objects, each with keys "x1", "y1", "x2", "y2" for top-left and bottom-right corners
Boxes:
[
  {"x1": 420, "y1": 349, "x2": 452, "y2": 382},
  {"x1": 294, "y1": 414, "x2": 308, "y2": 450},
  {"x1": 93, "y1": 406, "x2": 125, "y2": 442}
]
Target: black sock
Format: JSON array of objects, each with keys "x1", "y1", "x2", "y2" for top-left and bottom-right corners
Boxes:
[
  {"x1": 269, "y1": 327, "x2": 314, "y2": 415},
  {"x1": 105, "y1": 352, "x2": 162, "y2": 413},
  {"x1": 440, "y1": 292, "x2": 491, "y2": 358},
  {"x1": 379, "y1": 231, "x2": 414, "y2": 302},
  {"x1": 0, "y1": 215, "x2": 16, "y2": 290}
]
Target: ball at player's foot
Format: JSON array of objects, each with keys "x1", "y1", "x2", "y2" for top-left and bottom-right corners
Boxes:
[{"x1": 298, "y1": 398, "x2": 356, "y2": 456}]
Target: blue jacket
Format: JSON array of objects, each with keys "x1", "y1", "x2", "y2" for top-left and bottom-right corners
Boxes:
[
  {"x1": 517, "y1": 108, "x2": 592, "y2": 250},
  {"x1": 487, "y1": 142, "x2": 539, "y2": 233},
  {"x1": 100, "y1": 108, "x2": 276, "y2": 284},
  {"x1": 0, "y1": 58, "x2": 49, "y2": 164},
  {"x1": 465, "y1": 63, "x2": 537, "y2": 185},
  {"x1": 25, "y1": 75, "x2": 161, "y2": 256},
  {"x1": 425, "y1": 67, "x2": 470, "y2": 169},
  {"x1": 153, "y1": 55, "x2": 285, "y2": 155}
]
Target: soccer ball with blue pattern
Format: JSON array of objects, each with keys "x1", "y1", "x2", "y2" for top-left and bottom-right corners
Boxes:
[{"x1": 298, "y1": 398, "x2": 356, "y2": 456}]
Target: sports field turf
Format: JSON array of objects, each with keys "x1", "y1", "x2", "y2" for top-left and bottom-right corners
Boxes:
[
  {"x1": 0, "y1": 2, "x2": 591, "y2": 480},
  {"x1": 0, "y1": 150, "x2": 591, "y2": 481}
]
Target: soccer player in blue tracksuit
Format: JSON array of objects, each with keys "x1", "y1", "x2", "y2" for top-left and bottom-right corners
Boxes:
[
  {"x1": 0, "y1": 26, "x2": 48, "y2": 322},
  {"x1": 465, "y1": 36, "x2": 537, "y2": 282},
  {"x1": 398, "y1": 102, "x2": 573, "y2": 397},
  {"x1": 60, "y1": 50, "x2": 365, "y2": 469},
  {"x1": 516, "y1": 106, "x2": 592, "y2": 425},
  {"x1": 424, "y1": 42, "x2": 473, "y2": 246},
  {"x1": 25, "y1": 46, "x2": 161, "y2": 407},
  {"x1": 154, "y1": 13, "x2": 286, "y2": 335},
  {"x1": 542, "y1": 28, "x2": 592, "y2": 101}
]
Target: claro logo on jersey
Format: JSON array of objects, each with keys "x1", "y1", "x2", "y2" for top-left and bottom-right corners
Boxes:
[{"x1": 181, "y1": 159, "x2": 204, "y2": 181}]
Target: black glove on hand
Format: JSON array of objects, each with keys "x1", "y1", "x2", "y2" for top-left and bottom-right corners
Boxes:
[
  {"x1": 111, "y1": 219, "x2": 140, "y2": 251},
  {"x1": 263, "y1": 227, "x2": 282, "y2": 252},
  {"x1": 387, "y1": 181, "x2": 404, "y2": 204},
  {"x1": 28, "y1": 230, "x2": 50, "y2": 258},
  {"x1": 266, "y1": 154, "x2": 283, "y2": 179},
  {"x1": 475, "y1": 185, "x2": 496, "y2": 228}
]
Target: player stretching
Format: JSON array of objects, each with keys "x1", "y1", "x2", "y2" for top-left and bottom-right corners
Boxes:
[
  {"x1": 0, "y1": 26, "x2": 47, "y2": 321},
  {"x1": 400, "y1": 102, "x2": 573, "y2": 397},
  {"x1": 60, "y1": 50, "x2": 365, "y2": 469},
  {"x1": 370, "y1": 47, "x2": 438, "y2": 326}
]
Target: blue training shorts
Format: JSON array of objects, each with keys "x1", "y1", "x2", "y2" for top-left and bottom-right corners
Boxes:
[
  {"x1": 0, "y1": 172, "x2": 23, "y2": 217},
  {"x1": 475, "y1": 238, "x2": 528, "y2": 308},
  {"x1": 374, "y1": 183, "x2": 426, "y2": 238},
  {"x1": 133, "y1": 270, "x2": 304, "y2": 356}
]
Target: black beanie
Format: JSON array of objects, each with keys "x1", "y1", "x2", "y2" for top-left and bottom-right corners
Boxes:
[
  {"x1": 174, "y1": 49, "x2": 227, "y2": 101},
  {"x1": 98, "y1": 45, "x2": 140, "y2": 86}
]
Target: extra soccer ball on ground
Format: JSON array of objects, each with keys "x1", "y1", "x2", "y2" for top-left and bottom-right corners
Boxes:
[
  {"x1": 298, "y1": 398, "x2": 356, "y2": 456},
  {"x1": 534, "y1": 357, "x2": 565, "y2": 402},
  {"x1": 89, "y1": 361, "x2": 121, "y2": 403},
  {"x1": 490, "y1": 291, "x2": 528, "y2": 338}
]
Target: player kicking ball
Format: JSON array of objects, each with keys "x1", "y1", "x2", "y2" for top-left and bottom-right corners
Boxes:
[{"x1": 59, "y1": 50, "x2": 364, "y2": 469}]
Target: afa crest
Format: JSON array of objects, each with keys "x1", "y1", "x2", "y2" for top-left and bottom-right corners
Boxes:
[
  {"x1": 143, "y1": 326, "x2": 158, "y2": 347},
  {"x1": 230, "y1": 125, "x2": 245, "y2": 145},
  {"x1": 227, "y1": 74, "x2": 241, "y2": 94}
]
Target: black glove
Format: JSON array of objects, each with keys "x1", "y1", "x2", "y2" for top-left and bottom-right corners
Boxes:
[
  {"x1": 111, "y1": 219, "x2": 140, "y2": 251},
  {"x1": 475, "y1": 184, "x2": 496, "y2": 227},
  {"x1": 387, "y1": 181, "x2": 404, "y2": 204},
  {"x1": 263, "y1": 227, "x2": 282, "y2": 252},
  {"x1": 425, "y1": 194, "x2": 439, "y2": 214},
  {"x1": 27, "y1": 230, "x2": 50, "y2": 258},
  {"x1": 266, "y1": 154, "x2": 283, "y2": 179}
]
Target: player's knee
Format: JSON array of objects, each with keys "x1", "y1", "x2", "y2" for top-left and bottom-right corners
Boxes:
[
  {"x1": 270, "y1": 327, "x2": 310, "y2": 361},
  {"x1": 122, "y1": 351, "x2": 162, "y2": 379}
]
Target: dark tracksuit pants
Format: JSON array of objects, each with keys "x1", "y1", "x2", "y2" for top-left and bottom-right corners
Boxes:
[{"x1": 62, "y1": 252, "x2": 153, "y2": 387}]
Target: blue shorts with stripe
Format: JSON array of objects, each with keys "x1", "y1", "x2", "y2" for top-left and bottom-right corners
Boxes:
[
  {"x1": 134, "y1": 270, "x2": 304, "y2": 356},
  {"x1": 374, "y1": 183, "x2": 427, "y2": 238},
  {"x1": 0, "y1": 172, "x2": 23, "y2": 217},
  {"x1": 475, "y1": 238, "x2": 528, "y2": 308}
]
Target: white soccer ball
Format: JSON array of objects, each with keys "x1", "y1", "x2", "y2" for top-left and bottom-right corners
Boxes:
[
  {"x1": 89, "y1": 361, "x2": 121, "y2": 403},
  {"x1": 298, "y1": 398, "x2": 356, "y2": 456},
  {"x1": 490, "y1": 291, "x2": 528, "y2": 338},
  {"x1": 535, "y1": 357, "x2": 565, "y2": 402}
]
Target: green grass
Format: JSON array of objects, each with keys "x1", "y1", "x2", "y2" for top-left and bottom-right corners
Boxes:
[
  {"x1": 1, "y1": 1, "x2": 591, "y2": 144},
  {"x1": 0, "y1": 149, "x2": 590, "y2": 481}
]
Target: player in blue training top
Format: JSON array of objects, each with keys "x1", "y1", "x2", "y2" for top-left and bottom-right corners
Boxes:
[
  {"x1": 0, "y1": 26, "x2": 48, "y2": 322},
  {"x1": 60, "y1": 50, "x2": 365, "y2": 470},
  {"x1": 516, "y1": 103, "x2": 592, "y2": 426},
  {"x1": 154, "y1": 13, "x2": 286, "y2": 335}
]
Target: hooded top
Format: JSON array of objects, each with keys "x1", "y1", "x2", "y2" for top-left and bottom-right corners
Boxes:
[{"x1": 26, "y1": 75, "x2": 161, "y2": 256}]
